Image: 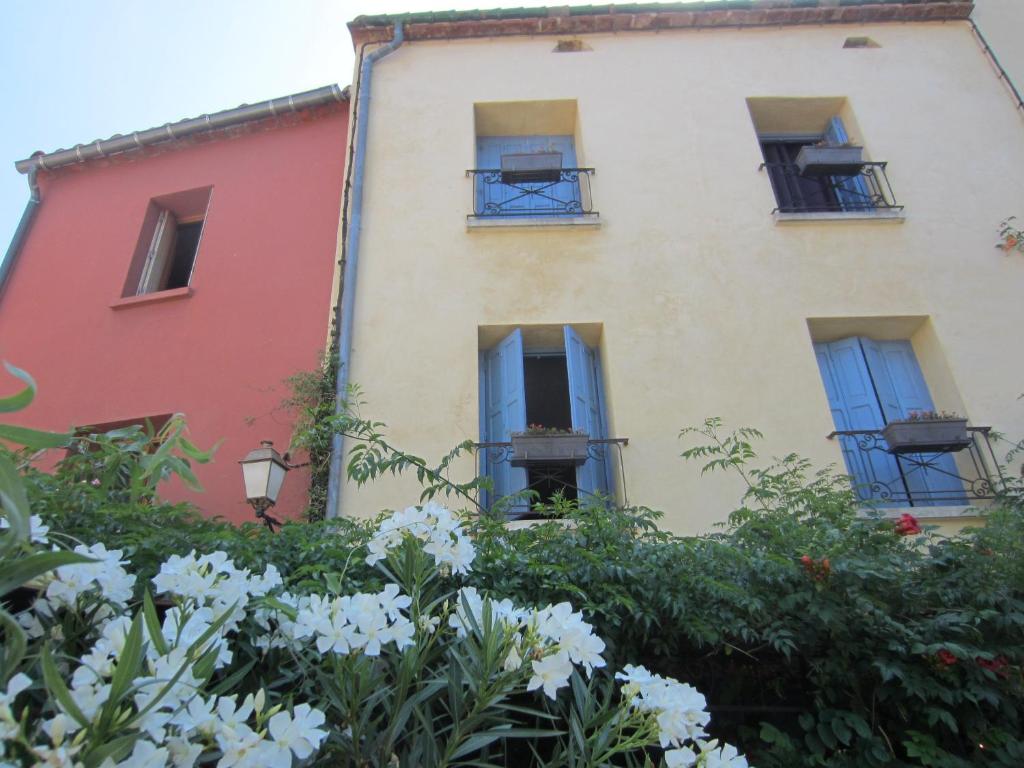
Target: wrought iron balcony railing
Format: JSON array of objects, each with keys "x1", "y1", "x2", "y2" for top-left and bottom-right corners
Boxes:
[
  {"x1": 759, "y1": 161, "x2": 901, "y2": 214},
  {"x1": 827, "y1": 426, "x2": 1005, "y2": 507},
  {"x1": 476, "y1": 437, "x2": 627, "y2": 517},
  {"x1": 467, "y1": 167, "x2": 596, "y2": 218}
]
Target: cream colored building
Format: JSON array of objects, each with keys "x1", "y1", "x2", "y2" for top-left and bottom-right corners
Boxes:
[{"x1": 330, "y1": 0, "x2": 1024, "y2": 535}]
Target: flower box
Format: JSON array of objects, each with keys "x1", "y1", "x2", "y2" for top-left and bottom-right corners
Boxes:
[
  {"x1": 794, "y1": 145, "x2": 865, "y2": 176},
  {"x1": 881, "y1": 418, "x2": 971, "y2": 455},
  {"x1": 510, "y1": 432, "x2": 590, "y2": 467}
]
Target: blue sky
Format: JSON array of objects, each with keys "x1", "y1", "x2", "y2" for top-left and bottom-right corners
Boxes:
[{"x1": 3, "y1": 0, "x2": 608, "y2": 253}]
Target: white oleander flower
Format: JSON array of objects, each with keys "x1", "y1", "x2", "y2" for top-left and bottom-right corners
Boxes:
[
  {"x1": 267, "y1": 703, "x2": 328, "y2": 760},
  {"x1": 527, "y1": 650, "x2": 574, "y2": 700},
  {"x1": 29, "y1": 743, "x2": 83, "y2": 767},
  {"x1": 102, "y1": 740, "x2": 167, "y2": 768},
  {"x1": 385, "y1": 616, "x2": 416, "y2": 651},
  {"x1": 0, "y1": 514, "x2": 49, "y2": 544},
  {"x1": 367, "y1": 502, "x2": 476, "y2": 574},
  {"x1": 213, "y1": 694, "x2": 257, "y2": 742},
  {"x1": 214, "y1": 722, "x2": 265, "y2": 768},
  {"x1": 67, "y1": 681, "x2": 110, "y2": 723},
  {"x1": 171, "y1": 694, "x2": 218, "y2": 737},
  {"x1": 46, "y1": 543, "x2": 135, "y2": 610},
  {"x1": 166, "y1": 736, "x2": 203, "y2": 768},
  {"x1": 694, "y1": 740, "x2": 750, "y2": 768},
  {"x1": 1, "y1": 672, "x2": 32, "y2": 749},
  {"x1": 42, "y1": 713, "x2": 80, "y2": 745},
  {"x1": 665, "y1": 747, "x2": 698, "y2": 767},
  {"x1": 615, "y1": 665, "x2": 711, "y2": 749},
  {"x1": 377, "y1": 583, "x2": 412, "y2": 620}
]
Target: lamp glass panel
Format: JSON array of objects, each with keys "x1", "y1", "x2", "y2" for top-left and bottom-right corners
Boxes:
[
  {"x1": 266, "y1": 461, "x2": 287, "y2": 504},
  {"x1": 242, "y1": 460, "x2": 271, "y2": 500}
]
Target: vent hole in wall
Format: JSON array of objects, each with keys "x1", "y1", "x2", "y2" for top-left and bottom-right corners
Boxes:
[
  {"x1": 843, "y1": 36, "x2": 880, "y2": 49},
  {"x1": 554, "y1": 39, "x2": 590, "y2": 53}
]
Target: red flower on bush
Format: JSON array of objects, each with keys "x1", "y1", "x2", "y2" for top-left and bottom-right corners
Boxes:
[
  {"x1": 799, "y1": 555, "x2": 830, "y2": 582},
  {"x1": 894, "y1": 513, "x2": 922, "y2": 536},
  {"x1": 936, "y1": 649, "x2": 957, "y2": 666},
  {"x1": 976, "y1": 656, "x2": 1010, "y2": 678}
]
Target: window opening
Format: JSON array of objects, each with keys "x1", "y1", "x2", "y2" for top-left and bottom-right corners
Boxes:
[
  {"x1": 476, "y1": 136, "x2": 581, "y2": 217},
  {"x1": 164, "y1": 220, "x2": 203, "y2": 290},
  {"x1": 138, "y1": 213, "x2": 203, "y2": 295},
  {"x1": 480, "y1": 326, "x2": 610, "y2": 518},
  {"x1": 523, "y1": 353, "x2": 577, "y2": 510},
  {"x1": 760, "y1": 116, "x2": 873, "y2": 213},
  {"x1": 814, "y1": 337, "x2": 966, "y2": 506}
]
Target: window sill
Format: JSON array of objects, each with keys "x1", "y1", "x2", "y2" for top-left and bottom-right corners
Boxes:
[
  {"x1": 466, "y1": 214, "x2": 601, "y2": 231},
  {"x1": 773, "y1": 209, "x2": 905, "y2": 224},
  {"x1": 110, "y1": 287, "x2": 193, "y2": 310}
]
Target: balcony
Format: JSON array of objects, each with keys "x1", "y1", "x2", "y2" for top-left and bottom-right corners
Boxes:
[
  {"x1": 827, "y1": 426, "x2": 1005, "y2": 508},
  {"x1": 467, "y1": 167, "x2": 597, "y2": 221},
  {"x1": 759, "y1": 161, "x2": 902, "y2": 217},
  {"x1": 475, "y1": 436, "x2": 627, "y2": 518}
]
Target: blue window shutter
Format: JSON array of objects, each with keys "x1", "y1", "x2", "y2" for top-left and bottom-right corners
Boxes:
[
  {"x1": 563, "y1": 325, "x2": 610, "y2": 501},
  {"x1": 864, "y1": 340, "x2": 966, "y2": 505},
  {"x1": 475, "y1": 135, "x2": 579, "y2": 216},
  {"x1": 814, "y1": 338, "x2": 903, "y2": 504},
  {"x1": 482, "y1": 329, "x2": 528, "y2": 515},
  {"x1": 824, "y1": 116, "x2": 872, "y2": 211}
]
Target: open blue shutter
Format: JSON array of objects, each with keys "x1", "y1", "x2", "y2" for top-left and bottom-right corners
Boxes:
[
  {"x1": 476, "y1": 136, "x2": 579, "y2": 216},
  {"x1": 863, "y1": 340, "x2": 966, "y2": 505},
  {"x1": 814, "y1": 338, "x2": 903, "y2": 505},
  {"x1": 564, "y1": 326, "x2": 610, "y2": 502},
  {"x1": 824, "y1": 116, "x2": 872, "y2": 211},
  {"x1": 482, "y1": 329, "x2": 528, "y2": 515}
]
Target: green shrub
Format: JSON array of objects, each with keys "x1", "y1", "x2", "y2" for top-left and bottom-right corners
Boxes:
[{"x1": 5, "y1": 370, "x2": 1024, "y2": 766}]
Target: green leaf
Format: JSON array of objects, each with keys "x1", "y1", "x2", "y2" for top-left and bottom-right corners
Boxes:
[
  {"x1": 142, "y1": 592, "x2": 169, "y2": 657},
  {"x1": 0, "y1": 363, "x2": 36, "y2": 413},
  {"x1": 0, "y1": 608, "x2": 27, "y2": 684},
  {"x1": 41, "y1": 645, "x2": 89, "y2": 727},
  {"x1": 0, "y1": 454, "x2": 31, "y2": 550},
  {"x1": 0, "y1": 424, "x2": 71, "y2": 449},
  {"x1": 82, "y1": 734, "x2": 140, "y2": 768},
  {"x1": 104, "y1": 614, "x2": 146, "y2": 718},
  {"x1": 0, "y1": 550, "x2": 94, "y2": 599},
  {"x1": 208, "y1": 659, "x2": 256, "y2": 697},
  {"x1": 831, "y1": 716, "x2": 853, "y2": 746}
]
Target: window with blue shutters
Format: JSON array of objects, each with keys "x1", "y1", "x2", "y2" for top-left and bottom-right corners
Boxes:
[
  {"x1": 473, "y1": 135, "x2": 585, "y2": 218},
  {"x1": 480, "y1": 326, "x2": 611, "y2": 518},
  {"x1": 814, "y1": 337, "x2": 967, "y2": 507}
]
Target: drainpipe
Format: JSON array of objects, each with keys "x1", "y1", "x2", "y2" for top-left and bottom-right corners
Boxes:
[
  {"x1": 0, "y1": 169, "x2": 41, "y2": 302},
  {"x1": 968, "y1": 19, "x2": 1024, "y2": 114},
  {"x1": 327, "y1": 21, "x2": 405, "y2": 518}
]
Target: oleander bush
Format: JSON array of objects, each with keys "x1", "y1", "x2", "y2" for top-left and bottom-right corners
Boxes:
[
  {"x1": 1, "y1": 366, "x2": 746, "y2": 767},
  {"x1": 3, "y1": 364, "x2": 1024, "y2": 767}
]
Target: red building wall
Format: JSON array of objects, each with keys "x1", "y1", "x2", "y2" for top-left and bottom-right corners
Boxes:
[{"x1": 0, "y1": 103, "x2": 348, "y2": 524}]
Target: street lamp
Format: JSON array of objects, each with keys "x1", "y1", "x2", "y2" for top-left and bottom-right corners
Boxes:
[{"x1": 239, "y1": 440, "x2": 289, "y2": 531}]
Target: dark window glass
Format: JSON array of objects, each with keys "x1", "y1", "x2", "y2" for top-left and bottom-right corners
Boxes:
[
  {"x1": 165, "y1": 221, "x2": 203, "y2": 289},
  {"x1": 761, "y1": 139, "x2": 840, "y2": 213}
]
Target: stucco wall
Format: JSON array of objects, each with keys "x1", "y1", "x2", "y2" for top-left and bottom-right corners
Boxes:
[
  {"x1": 0, "y1": 106, "x2": 348, "y2": 524},
  {"x1": 340, "y1": 20, "x2": 1024, "y2": 534}
]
